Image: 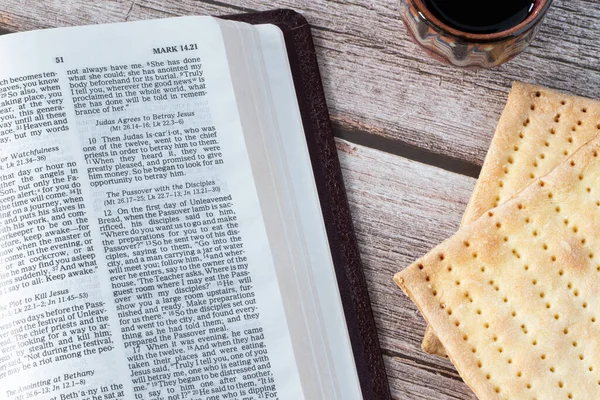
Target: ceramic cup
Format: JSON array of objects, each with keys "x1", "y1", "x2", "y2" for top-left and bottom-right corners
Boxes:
[{"x1": 398, "y1": 0, "x2": 553, "y2": 68}]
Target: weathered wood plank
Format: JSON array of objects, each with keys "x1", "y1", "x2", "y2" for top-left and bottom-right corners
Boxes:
[
  {"x1": 0, "y1": 0, "x2": 598, "y2": 167},
  {"x1": 383, "y1": 354, "x2": 477, "y2": 400},
  {"x1": 0, "y1": 0, "x2": 595, "y2": 395},
  {"x1": 336, "y1": 138, "x2": 477, "y2": 398}
]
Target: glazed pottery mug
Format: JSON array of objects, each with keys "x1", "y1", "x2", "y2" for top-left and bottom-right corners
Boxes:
[{"x1": 398, "y1": 0, "x2": 553, "y2": 68}]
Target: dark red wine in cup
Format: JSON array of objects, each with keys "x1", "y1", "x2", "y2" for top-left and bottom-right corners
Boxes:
[{"x1": 423, "y1": 0, "x2": 540, "y2": 34}]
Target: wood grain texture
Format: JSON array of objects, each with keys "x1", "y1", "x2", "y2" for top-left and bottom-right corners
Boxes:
[
  {"x1": 336, "y1": 139, "x2": 477, "y2": 399},
  {"x1": 0, "y1": 0, "x2": 598, "y2": 167},
  {"x1": 1, "y1": 1, "x2": 595, "y2": 396}
]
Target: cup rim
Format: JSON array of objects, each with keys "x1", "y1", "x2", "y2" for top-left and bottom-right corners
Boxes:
[{"x1": 409, "y1": 0, "x2": 553, "y2": 42}]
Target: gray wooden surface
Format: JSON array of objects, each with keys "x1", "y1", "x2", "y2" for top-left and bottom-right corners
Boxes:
[{"x1": 0, "y1": 1, "x2": 596, "y2": 398}]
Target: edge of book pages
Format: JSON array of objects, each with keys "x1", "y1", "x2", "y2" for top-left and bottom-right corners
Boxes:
[{"x1": 224, "y1": 10, "x2": 391, "y2": 399}]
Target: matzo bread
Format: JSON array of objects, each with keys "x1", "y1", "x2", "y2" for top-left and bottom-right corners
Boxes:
[
  {"x1": 397, "y1": 134, "x2": 600, "y2": 399},
  {"x1": 423, "y1": 82, "x2": 600, "y2": 357}
]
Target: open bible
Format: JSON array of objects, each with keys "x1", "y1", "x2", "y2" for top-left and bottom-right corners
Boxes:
[{"x1": 0, "y1": 9, "x2": 389, "y2": 400}]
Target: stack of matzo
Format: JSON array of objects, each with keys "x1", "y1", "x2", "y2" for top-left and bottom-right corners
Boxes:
[{"x1": 395, "y1": 82, "x2": 600, "y2": 399}]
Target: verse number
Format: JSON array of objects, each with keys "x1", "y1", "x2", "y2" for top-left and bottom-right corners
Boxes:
[
  {"x1": 180, "y1": 43, "x2": 198, "y2": 51},
  {"x1": 55, "y1": 56, "x2": 64, "y2": 64}
]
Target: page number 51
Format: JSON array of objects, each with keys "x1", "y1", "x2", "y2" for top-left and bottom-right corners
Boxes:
[{"x1": 56, "y1": 56, "x2": 64, "y2": 63}]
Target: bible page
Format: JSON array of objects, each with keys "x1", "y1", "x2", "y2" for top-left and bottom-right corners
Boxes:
[{"x1": 0, "y1": 17, "x2": 303, "y2": 400}]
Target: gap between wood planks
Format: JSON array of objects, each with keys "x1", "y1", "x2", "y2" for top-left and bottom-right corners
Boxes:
[
  {"x1": 333, "y1": 121, "x2": 482, "y2": 178},
  {"x1": 381, "y1": 348, "x2": 462, "y2": 381}
]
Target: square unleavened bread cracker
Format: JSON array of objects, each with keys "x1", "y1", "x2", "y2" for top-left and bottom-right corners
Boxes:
[
  {"x1": 422, "y1": 82, "x2": 600, "y2": 357},
  {"x1": 396, "y1": 134, "x2": 600, "y2": 399}
]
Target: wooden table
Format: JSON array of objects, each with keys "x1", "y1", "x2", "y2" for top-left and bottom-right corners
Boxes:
[{"x1": 2, "y1": 1, "x2": 598, "y2": 398}]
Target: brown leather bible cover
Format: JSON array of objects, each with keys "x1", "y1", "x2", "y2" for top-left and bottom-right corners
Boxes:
[{"x1": 224, "y1": 9, "x2": 391, "y2": 400}]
